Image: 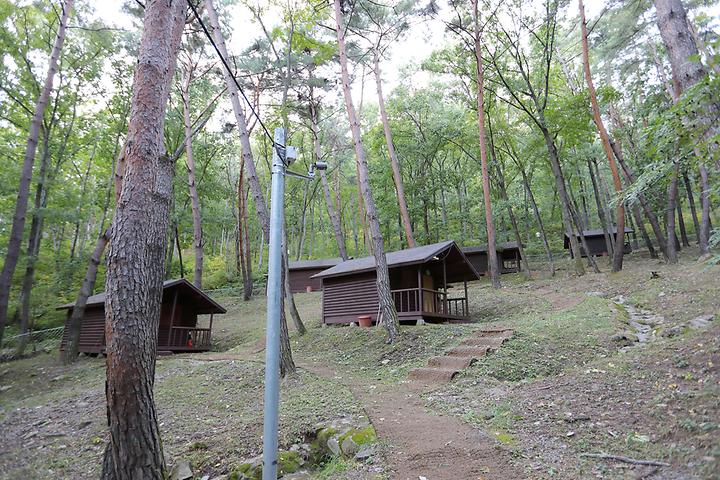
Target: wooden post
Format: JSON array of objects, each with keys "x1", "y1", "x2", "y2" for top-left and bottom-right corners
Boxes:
[
  {"x1": 442, "y1": 257, "x2": 448, "y2": 315},
  {"x1": 168, "y1": 288, "x2": 178, "y2": 348},
  {"x1": 208, "y1": 313, "x2": 214, "y2": 348},
  {"x1": 464, "y1": 280, "x2": 468, "y2": 317},
  {"x1": 417, "y1": 266, "x2": 422, "y2": 313}
]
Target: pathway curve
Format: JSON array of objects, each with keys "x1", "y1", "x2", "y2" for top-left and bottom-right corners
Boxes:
[{"x1": 301, "y1": 359, "x2": 528, "y2": 480}]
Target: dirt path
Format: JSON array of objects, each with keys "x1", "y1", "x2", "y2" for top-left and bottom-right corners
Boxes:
[{"x1": 301, "y1": 360, "x2": 527, "y2": 480}]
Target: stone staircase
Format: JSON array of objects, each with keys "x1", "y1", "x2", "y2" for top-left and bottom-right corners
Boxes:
[{"x1": 408, "y1": 328, "x2": 514, "y2": 383}]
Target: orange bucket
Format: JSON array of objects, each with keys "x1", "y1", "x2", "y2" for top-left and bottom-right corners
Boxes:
[{"x1": 357, "y1": 315, "x2": 372, "y2": 328}]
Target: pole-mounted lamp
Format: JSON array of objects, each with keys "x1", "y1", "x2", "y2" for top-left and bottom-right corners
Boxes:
[{"x1": 262, "y1": 128, "x2": 327, "y2": 480}]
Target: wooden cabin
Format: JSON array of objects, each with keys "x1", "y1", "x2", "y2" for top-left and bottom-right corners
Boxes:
[
  {"x1": 312, "y1": 240, "x2": 480, "y2": 325},
  {"x1": 462, "y1": 242, "x2": 523, "y2": 275},
  {"x1": 288, "y1": 258, "x2": 342, "y2": 293},
  {"x1": 564, "y1": 227, "x2": 634, "y2": 258},
  {"x1": 58, "y1": 278, "x2": 226, "y2": 355}
]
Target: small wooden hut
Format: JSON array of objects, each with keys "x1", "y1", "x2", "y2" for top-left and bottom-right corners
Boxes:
[
  {"x1": 288, "y1": 258, "x2": 342, "y2": 293},
  {"x1": 312, "y1": 240, "x2": 480, "y2": 325},
  {"x1": 462, "y1": 242, "x2": 523, "y2": 275},
  {"x1": 58, "y1": 278, "x2": 226, "y2": 355},
  {"x1": 564, "y1": 227, "x2": 634, "y2": 257}
]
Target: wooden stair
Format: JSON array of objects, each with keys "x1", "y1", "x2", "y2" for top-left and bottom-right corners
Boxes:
[{"x1": 408, "y1": 328, "x2": 514, "y2": 383}]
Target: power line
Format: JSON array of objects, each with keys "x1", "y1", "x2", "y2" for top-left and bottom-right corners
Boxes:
[{"x1": 185, "y1": 0, "x2": 286, "y2": 162}]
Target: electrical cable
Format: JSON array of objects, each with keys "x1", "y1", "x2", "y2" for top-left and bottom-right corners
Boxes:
[{"x1": 185, "y1": 0, "x2": 287, "y2": 163}]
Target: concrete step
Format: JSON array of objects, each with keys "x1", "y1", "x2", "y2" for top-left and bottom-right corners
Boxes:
[
  {"x1": 446, "y1": 346, "x2": 491, "y2": 358},
  {"x1": 427, "y1": 355, "x2": 475, "y2": 370},
  {"x1": 408, "y1": 367, "x2": 460, "y2": 383}
]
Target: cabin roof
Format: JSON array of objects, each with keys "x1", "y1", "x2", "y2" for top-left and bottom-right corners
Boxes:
[
  {"x1": 57, "y1": 278, "x2": 227, "y2": 314},
  {"x1": 288, "y1": 258, "x2": 343, "y2": 270},
  {"x1": 462, "y1": 241, "x2": 520, "y2": 254},
  {"x1": 565, "y1": 227, "x2": 634, "y2": 238},
  {"x1": 312, "y1": 240, "x2": 480, "y2": 281}
]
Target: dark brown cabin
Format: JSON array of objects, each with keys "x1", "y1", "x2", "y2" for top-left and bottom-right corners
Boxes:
[
  {"x1": 313, "y1": 241, "x2": 480, "y2": 325},
  {"x1": 58, "y1": 278, "x2": 226, "y2": 355},
  {"x1": 462, "y1": 242, "x2": 522, "y2": 275},
  {"x1": 564, "y1": 227, "x2": 634, "y2": 258},
  {"x1": 288, "y1": 258, "x2": 342, "y2": 293}
]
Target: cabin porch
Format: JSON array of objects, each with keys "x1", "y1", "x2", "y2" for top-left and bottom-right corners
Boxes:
[{"x1": 391, "y1": 286, "x2": 470, "y2": 323}]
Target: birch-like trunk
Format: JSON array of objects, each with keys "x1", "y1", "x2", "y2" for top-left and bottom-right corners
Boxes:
[
  {"x1": 373, "y1": 48, "x2": 415, "y2": 248},
  {"x1": 181, "y1": 64, "x2": 204, "y2": 288},
  {"x1": 333, "y1": 0, "x2": 399, "y2": 342},
  {"x1": 205, "y1": 0, "x2": 298, "y2": 371}
]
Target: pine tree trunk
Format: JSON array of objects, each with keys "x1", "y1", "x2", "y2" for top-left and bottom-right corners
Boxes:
[
  {"x1": 333, "y1": 0, "x2": 399, "y2": 342},
  {"x1": 677, "y1": 198, "x2": 690, "y2": 247},
  {"x1": 206, "y1": 0, "x2": 297, "y2": 371},
  {"x1": 181, "y1": 64, "x2": 204, "y2": 288},
  {"x1": 373, "y1": 48, "x2": 415, "y2": 248},
  {"x1": 0, "y1": 0, "x2": 73, "y2": 345},
  {"x1": 472, "y1": 0, "x2": 500, "y2": 287},
  {"x1": 655, "y1": 0, "x2": 717, "y2": 245},
  {"x1": 580, "y1": 0, "x2": 626, "y2": 271},
  {"x1": 100, "y1": 1, "x2": 185, "y2": 478},
  {"x1": 519, "y1": 166, "x2": 554, "y2": 275},
  {"x1": 70, "y1": 143, "x2": 97, "y2": 260}
]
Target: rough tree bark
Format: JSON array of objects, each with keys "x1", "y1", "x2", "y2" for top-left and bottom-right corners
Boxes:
[
  {"x1": 587, "y1": 159, "x2": 614, "y2": 259},
  {"x1": 666, "y1": 164, "x2": 680, "y2": 263},
  {"x1": 373, "y1": 48, "x2": 415, "y2": 248},
  {"x1": 205, "y1": 0, "x2": 297, "y2": 372},
  {"x1": 472, "y1": 0, "x2": 500, "y2": 287},
  {"x1": 100, "y1": 1, "x2": 185, "y2": 478},
  {"x1": 0, "y1": 0, "x2": 73, "y2": 345},
  {"x1": 579, "y1": 0, "x2": 626, "y2": 271},
  {"x1": 333, "y1": 0, "x2": 399, "y2": 342},
  {"x1": 181, "y1": 60, "x2": 204, "y2": 288},
  {"x1": 682, "y1": 171, "x2": 701, "y2": 243},
  {"x1": 655, "y1": 0, "x2": 717, "y2": 253}
]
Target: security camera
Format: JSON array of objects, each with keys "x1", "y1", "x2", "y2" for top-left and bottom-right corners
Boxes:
[{"x1": 308, "y1": 161, "x2": 329, "y2": 178}]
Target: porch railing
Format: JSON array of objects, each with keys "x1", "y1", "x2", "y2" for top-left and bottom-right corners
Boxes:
[
  {"x1": 167, "y1": 326, "x2": 211, "y2": 350},
  {"x1": 391, "y1": 288, "x2": 468, "y2": 318}
]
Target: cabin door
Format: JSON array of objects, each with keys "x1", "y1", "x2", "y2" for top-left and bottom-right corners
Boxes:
[{"x1": 422, "y1": 274, "x2": 435, "y2": 312}]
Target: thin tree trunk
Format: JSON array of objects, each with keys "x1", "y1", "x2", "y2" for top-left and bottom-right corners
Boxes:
[
  {"x1": 682, "y1": 171, "x2": 701, "y2": 243},
  {"x1": 472, "y1": 0, "x2": 500, "y2": 288},
  {"x1": 580, "y1": 0, "x2": 626, "y2": 271},
  {"x1": 631, "y1": 203, "x2": 657, "y2": 257},
  {"x1": 0, "y1": 0, "x2": 73, "y2": 345},
  {"x1": 373, "y1": 48, "x2": 415, "y2": 247},
  {"x1": 100, "y1": 1, "x2": 185, "y2": 478},
  {"x1": 493, "y1": 162, "x2": 531, "y2": 278},
  {"x1": 611, "y1": 141, "x2": 669, "y2": 259},
  {"x1": 588, "y1": 159, "x2": 614, "y2": 258},
  {"x1": 520, "y1": 165, "x2": 554, "y2": 275},
  {"x1": 206, "y1": 0, "x2": 296, "y2": 372},
  {"x1": 175, "y1": 224, "x2": 185, "y2": 278},
  {"x1": 333, "y1": 0, "x2": 399, "y2": 342},
  {"x1": 181, "y1": 63, "x2": 204, "y2": 288},
  {"x1": 666, "y1": 164, "x2": 680, "y2": 264},
  {"x1": 70, "y1": 143, "x2": 97, "y2": 260},
  {"x1": 63, "y1": 230, "x2": 110, "y2": 362},
  {"x1": 311, "y1": 100, "x2": 347, "y2": 259},
  {"x1": 698, "y1": 165, "x2": 711, "y2": 254}
]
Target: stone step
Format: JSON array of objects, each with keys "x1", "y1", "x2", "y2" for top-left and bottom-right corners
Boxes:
[
  {"x1": 446, "y1": 346, "x2": 491, "y2": 358},
  {"x1": 475, "y1": 328, "x2": 514, "y2": 340},
  {"x1": 408, "y1": 367, "x2": 460, "y2": 383},
  {"x1": 460, "y1": 337, "x2": 504, "y2": 348},
  {"x1": 427, "y1": 355, "x2": 475, "y2": 370}
]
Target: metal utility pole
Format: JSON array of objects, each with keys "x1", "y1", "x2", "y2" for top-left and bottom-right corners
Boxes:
[
  {"x1": 262, "y1": 127, "x2": 325, "y2": 479},
  {"x1": 263, "y1": 128, "x2": 285, "y2": 480}
]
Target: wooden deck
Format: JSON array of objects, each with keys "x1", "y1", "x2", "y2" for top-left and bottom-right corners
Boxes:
[{"x1": 392, "y1": 287, "x2": 470, "y2": 323}]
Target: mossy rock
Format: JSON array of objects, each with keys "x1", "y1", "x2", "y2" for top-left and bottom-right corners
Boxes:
[
  {"x1": 278, "y1": 450, "x2": 303, "y2": 475},
  {"x1": 350, "y1": 426, "x2": 377, "y2": 446},
  {"x1": 309, "y1": 427, "x2": 337, "y2": 464}
]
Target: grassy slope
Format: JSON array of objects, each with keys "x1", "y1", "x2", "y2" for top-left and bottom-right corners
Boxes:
[{"x1": 0, "y1": 250, "x2": 718, "y2": 479}]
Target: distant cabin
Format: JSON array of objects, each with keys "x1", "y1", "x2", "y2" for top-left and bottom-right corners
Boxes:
[
  {"x1": 58, "y1": 278, "x2": 226, "y2": 355},
  {"x1": 462, "y1": 242, "x2": 523, "y2": 275},
  {"x1": 288, "y1": 258, "x2": 342, "y2": 293},
  {"x1": 564, "y1": 227, "x2": 634, "y2": 258},
  {"x1": 312, "y1": 240, "x2": 480, "y2": 325}
]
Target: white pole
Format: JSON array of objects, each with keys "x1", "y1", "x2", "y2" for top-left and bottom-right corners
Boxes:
[{"x1": 262, "y1": 127, "x2": 285, "y2": 480}]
